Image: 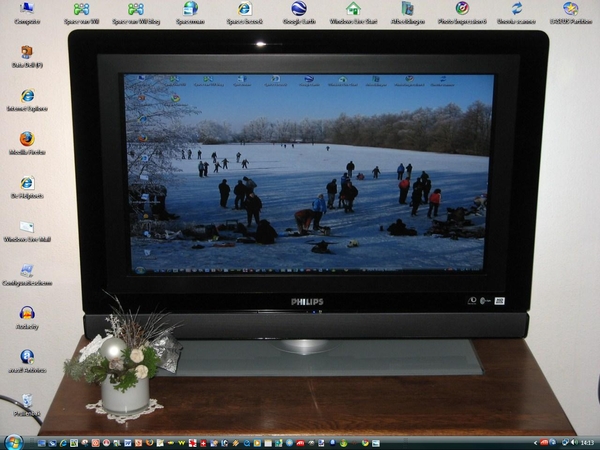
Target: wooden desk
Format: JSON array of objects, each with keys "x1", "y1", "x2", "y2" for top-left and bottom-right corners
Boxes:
[{"x1": 40, "y1": 338, "x2": 574, "y2": 436}]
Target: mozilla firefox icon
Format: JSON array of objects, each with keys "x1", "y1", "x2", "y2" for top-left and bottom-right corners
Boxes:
[{"x1": 20, "y1": 131, "x2": 35, "y2": 146}]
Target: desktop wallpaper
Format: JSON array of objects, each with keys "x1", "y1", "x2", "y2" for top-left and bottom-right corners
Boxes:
[
  {"x1": 0, "y1": 0, "x2": 599, "y2": 436},
  {"x1": 123, "y1": 73, "x2": 492, "y2": 273}
]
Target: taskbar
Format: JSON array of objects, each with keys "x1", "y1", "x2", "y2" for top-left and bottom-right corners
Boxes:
[{"x1": 2, "y1": 436, "x2": 593, "y2": 450}]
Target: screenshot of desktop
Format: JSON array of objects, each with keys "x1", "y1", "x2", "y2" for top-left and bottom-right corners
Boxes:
[{"x1": 1, "y1": 0, "x2": 599, "y2": 448}]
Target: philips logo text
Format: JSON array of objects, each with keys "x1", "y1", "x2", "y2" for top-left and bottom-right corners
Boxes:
[{"x1": 291, "y1": 298, "x2": 324, "y2": 306}]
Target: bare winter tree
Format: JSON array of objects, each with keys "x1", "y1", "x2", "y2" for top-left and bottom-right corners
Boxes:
[{"x1": 124, "y1": 75, "x2": 200, "y2": 185}]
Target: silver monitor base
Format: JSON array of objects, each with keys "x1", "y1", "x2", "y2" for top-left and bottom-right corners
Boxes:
[{"x1": 157, "y1": 339, "x2": 483, "y2": 377}]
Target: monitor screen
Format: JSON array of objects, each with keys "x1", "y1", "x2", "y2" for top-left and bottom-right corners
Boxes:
[
  {"x1": 69, "y1": 30, "x2": 548, "y2": 339},
  {"x1": 122, "y1": 72, "x2": 493, "y2": 274}
]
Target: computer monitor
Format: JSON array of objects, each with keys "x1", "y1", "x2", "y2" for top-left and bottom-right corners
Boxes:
[{"x1": 69, "y1": 30, "x2": 548, "y2": 348}]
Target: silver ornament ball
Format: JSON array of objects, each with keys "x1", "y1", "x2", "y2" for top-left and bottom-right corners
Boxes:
[{"x1": 100, "y1": 337, "x2": 127, "y2": 360}]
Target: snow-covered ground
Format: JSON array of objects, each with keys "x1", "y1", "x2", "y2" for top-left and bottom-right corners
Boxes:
[{"x1": 131, "y1": 143, "x2": 488, "y2": 272}]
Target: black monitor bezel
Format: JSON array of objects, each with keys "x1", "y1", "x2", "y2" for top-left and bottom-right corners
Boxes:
[{"x1": 69, "y1": 30, "x2": 548, "y2": 339}]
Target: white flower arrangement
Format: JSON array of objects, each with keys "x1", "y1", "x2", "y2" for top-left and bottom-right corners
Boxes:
[{"x1": 64, "y1": 292, "x2": 179, "y2": 393}]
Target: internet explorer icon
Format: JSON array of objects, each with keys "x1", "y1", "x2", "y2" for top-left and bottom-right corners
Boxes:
[
  {"x1": 238, "y1": 1, "x2": 252, "y2": 16},
  {"x1": 21, "y1": 89, "x2": 35, "y2": 103}
]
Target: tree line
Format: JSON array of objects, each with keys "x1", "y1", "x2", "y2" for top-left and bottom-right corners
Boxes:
[{"x1": 196, "y1": 100, "x2": 492, "y2": 156}]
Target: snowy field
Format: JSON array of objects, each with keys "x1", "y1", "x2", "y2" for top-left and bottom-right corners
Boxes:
[{"x1": 131, "y1": 143, "x2": 488, "y2": 272}]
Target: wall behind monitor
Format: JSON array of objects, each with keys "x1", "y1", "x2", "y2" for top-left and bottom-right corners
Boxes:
[{"x1": 0, "y1": 0, "x2": 599, "y2": 435}]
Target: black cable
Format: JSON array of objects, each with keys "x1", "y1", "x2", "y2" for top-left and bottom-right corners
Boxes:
[{"x1": 0, "y1": 394, "x2": 43, "y2": 427}]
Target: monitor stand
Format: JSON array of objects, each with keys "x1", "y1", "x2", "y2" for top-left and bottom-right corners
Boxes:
[{"x1": 157, "y1": 339, "x2": 483, "y2": 377}]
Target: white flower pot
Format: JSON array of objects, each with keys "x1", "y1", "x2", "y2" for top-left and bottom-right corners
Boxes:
[{"x1": 101, "y1": 377, "x2": 150, "y2": 415}]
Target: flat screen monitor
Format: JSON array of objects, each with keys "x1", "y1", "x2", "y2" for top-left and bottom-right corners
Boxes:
[{"x1": 69, "y1": 30, "x2": 548, "y2": 341}]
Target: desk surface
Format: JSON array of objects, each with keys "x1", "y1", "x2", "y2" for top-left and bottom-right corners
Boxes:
[{"x1": 40, "y1": 338, "x2": 574, "y2": 436}]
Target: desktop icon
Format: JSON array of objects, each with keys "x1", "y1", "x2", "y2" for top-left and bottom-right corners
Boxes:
[
  {"x1": 20, "y1": 349, "x2": 35, "y2": 364},
  {"x1": 563, "y1": 2, "x2": 578, "y2": 15},
  {"x1": 456, "y1": 1, "x2": 469, "y2": 14},
  {"x1": 402, "y1": 1, "x2": 413, "y2": 15},
  {"x1": 74, "y1": 3, "x2": 90, "y2": 15},
  {"x1": 20, "y1": 131, "x2": 35, "y2": 146},
  {"x1": 20, "y1": 3, "x2": 34, "y2": 13},
  {"x1": 21, "y1": 176, "x2": 35, "y2": 190},
  {"x1": 21, "y1": 89, "x2": 35, "y2": 103},
  {"x1": 183, "y1": 1, "x2": 198, "y2": 15},
  {"x1": 20, "y1": 305, "x2": 36, "y2": 319},
  {"x1": 22, "y1": 393, "x2": 33, "y2": 407},
  {"x1": 21, "y1": 45, "x2": 33, "y2": 59},
  {"x1": 346, "y1": 2, "x2": 360, "y2": 15},
  {"x1": 238, "y1": 1, "x2": 252, "y2": 15},
  {"x1": 20, "y1": 263, "x2": 34, "y2": 278},
  {"x1": 291, "y1": 1, "x2": 307, "y2": 16},
  {"x1": 20, "y1": 221, "x2": 34, "y2": 233},
  {"x1": 128, "y1": 3, "x2": 144, "y2": 15},
  {"x1": 512, "y1": 2, "x2": 523, "y2": 15}
]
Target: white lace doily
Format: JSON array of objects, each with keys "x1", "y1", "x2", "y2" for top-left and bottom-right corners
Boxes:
[{"x1": 86, "y1": 399, "x2": 163, "y2": 424}]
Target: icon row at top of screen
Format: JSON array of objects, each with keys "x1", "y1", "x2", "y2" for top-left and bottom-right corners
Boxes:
[{"x1": 16, "y1": 1, "x2": 587, "y2": 19}]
